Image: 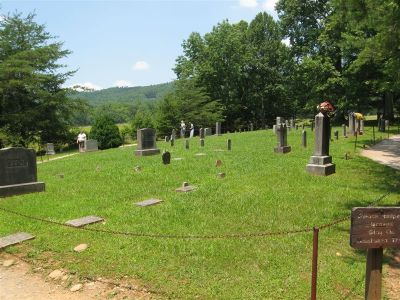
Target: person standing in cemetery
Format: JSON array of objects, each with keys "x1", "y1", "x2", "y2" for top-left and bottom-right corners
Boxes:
[
  {"x1": 189, "y1": 122, "x2": 194, "y2": 138},
  {"x1": 180, "y1": 120, "x2": 186, "y2": 138},
  {"x1": 77, "y1": 131, "x2": 87, "y2": 153}
]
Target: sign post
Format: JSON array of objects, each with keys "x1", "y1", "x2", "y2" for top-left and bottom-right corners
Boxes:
[{"x1": 350, "y1": 207, "x2": 400, "y2": 300}]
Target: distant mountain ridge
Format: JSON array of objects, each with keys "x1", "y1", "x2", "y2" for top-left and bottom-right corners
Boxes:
[{"x1": 69, "y1": 82, "x2": 174, "y2": 105}]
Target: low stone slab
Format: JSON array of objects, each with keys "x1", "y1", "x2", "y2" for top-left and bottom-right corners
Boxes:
[
  {"x1": 195, "y1": 153, "x2": 206, "y2": 156},
  {"x1": 172, "y1": 157, "x2": 183, "y2": 161},
  {"x1": 65, "y1": 216, "x2": 104, "y2": 227},
  {"x1": 0, "y1": 232, "x2": 35, "y2": 249},
  {"x1": 0, "y1": 182, "x2": 45, "y2": 198},
  {"x1": 135, "y1": 198, "x2": 163, "y2": 207},
  {"x1": 176, "y1": 182, "x2": 195, "y2": 192}
]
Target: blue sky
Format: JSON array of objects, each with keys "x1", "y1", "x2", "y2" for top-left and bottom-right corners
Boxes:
[{"x1": 1, "y1": 0, "x2": 278, "y2": 90}]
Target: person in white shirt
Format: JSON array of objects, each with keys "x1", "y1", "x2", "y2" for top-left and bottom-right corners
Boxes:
[{"x1": 77, "y1": 131, "x2": 87, "y2": 152}]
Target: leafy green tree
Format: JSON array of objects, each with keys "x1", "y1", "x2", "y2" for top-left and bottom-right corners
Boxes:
[
  {"x1": 90, "y1": 115, "x2": 122, "y2": 149},
  {"x1": 130, "y1": 104, "x2": 155, "y2": 138},
  {"x1": 0, "y1": 12, "x2": 77, "y2": 147}
]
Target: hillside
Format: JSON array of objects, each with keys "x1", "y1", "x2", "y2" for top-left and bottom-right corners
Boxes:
[{"x1": 69, "y1": 82, "x2": 174, "y2": 106}]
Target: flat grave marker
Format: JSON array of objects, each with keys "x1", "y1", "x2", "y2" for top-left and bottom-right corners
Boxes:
[
  {"x1": 65, "y1": 216, "x2": 104, "y2": 228},
  {"x1": 175, "y1": 182, "x2": 195, "y2": 192},
  {"x1": 135, "y1": 198, "x2": 163, "y2": 207},
  {"x1": 0, "y1": 232, "x2": 35, "y2": 249}
]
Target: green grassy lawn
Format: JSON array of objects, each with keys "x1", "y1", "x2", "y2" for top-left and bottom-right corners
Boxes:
[{"x1": 1, "y1": 125, "x2": 399, "y2": 299}]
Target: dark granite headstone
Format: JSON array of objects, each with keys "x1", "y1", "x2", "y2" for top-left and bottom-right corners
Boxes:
[
  {"x1": 227, "y1": 139, "x2": 231, "y2": 150},
  {"x1": 84, "y1": 140, "x2": 98, "y2": 152},
  {"x1": 170, "y1": 138, "x2": 174, "y2": 147},
  {"x1": 0, "y1": 148, "x2": 45, "y2": 197},
  {"x1": 342, "y1": 124, "x2": 347, "y2": 138},
  {"x1": 46, "y1": 143, "x2": 55, "y2": 155},
  {"x1": 334, "y1": 130, "x2": 339, "y2": 140},
  {"x1": 135, "y1": 128, "x2": 160, "y2": 156},
  {"x1": 185, "y1": 139, "x2": 189, "y2": 149},
  {"x1": 302, "y1": 130, "x2": 307, "y2": 148},
  {"x1": 306, "y1": 113, "x2": 335, "y2": 176},
  {"x1": 274, "y1": 124, "x2": 291, "y2": 154},
  {"x1": 162, "y1": 151, "x2": 171, "y2": 164},
  {"x1": 200, "y1": 139, "x2": 205, "y2": 147}
]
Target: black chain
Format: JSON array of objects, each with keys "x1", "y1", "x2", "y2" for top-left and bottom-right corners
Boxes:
[{"x1": 0, "y1": 192, "x2": 391, "y2": 239}]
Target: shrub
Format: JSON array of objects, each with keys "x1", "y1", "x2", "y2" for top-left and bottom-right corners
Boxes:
[{"x1": 90, "y1": 115, "x2": 122, "y2": 149}]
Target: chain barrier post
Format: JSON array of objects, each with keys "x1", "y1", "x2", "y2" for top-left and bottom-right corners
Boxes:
[{"x1": 311, "y1": 226, "x2": 319, "y2": 300}]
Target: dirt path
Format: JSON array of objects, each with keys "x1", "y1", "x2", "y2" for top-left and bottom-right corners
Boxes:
[
  {"x1": 0, "y1": 253, "x2": 150, "y2": 300},
  {"x1": 361, "y1": 134, "x2": 400, "y2": 170}
]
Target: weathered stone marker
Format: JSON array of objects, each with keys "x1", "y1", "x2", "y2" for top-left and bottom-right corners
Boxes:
[
  {"x1": 274, "y1": 124, "x2": 291, "y2": 154},
  {"x1": 175, "y1": 181, "x2": 195, "y2": 192},
  {"x1": 185, "y1": 139, "x2": 189, "y2": 149},
  {"x1": 200, "y1": 139, "x2": 205, "y2": 147},
  {"x1": 164, "y1": 136, "x2": 170, "y2": 142},
  {"x1": 360, "y1": 120, "x2": 364, "y2": 134},
  {"x1": 306, "y1": 113, "x2": 335, "y2": 176},
  {"x1": 349, "y1": 113, "x2": 355, "y2": 136},
  {"x1": 135, "y1": 198, "x2": 163, "y2": 207},
  {"x1": 342, "y1": 124, "x2": 348, "y2": 138},
  {"x1": 302, "y1": 130, "x2": 307, "y2": 148},
  {"x1": 0, "y1": 232, "x2": 35, "y2": 249},
  {"x1": 199, "y1": 128, "x2": 205, "y2": 139},
  {"x1": 205, "y1": 128, "x2": 212, "y2": 136},
  {"x1": 135, "y1": 128, "x2": 160, "y2": 156},
  {"x1": 272, "y1": 125, "x2": 277, "y2": 135},
  {"x1": 171, "y1": 129, "x2": 177, "y2": 140},
  {"x1": 0, "y1": 148, "x2": 45, "y2": 197},
  {"x1": 162, "y1": 151, "x2": 171, "y2": 164},
  {"x1": 84, "y1": 140, "x2": 98, "y2": 152},
  {"x1": 215, "y1": 122, "x2": 222, "y2": 136},
  {"x1": 65, "y1": 216, "x2": 104, "y2": 227},
  {"x1": 46, "y1": 143, "x2": 55, "y2": 155},
  {"x1": 350, "y1": 207, "x2": 400, "y2": 300},
  {"x1": 276, "y1": 117, "x2": 283, "y2": 125},
  {"x1": 334, "y1": 130, "x2": 339, "y2": 140},
  {"x1": 227, "y1": 139, "x2": 231, "y2": 150}
]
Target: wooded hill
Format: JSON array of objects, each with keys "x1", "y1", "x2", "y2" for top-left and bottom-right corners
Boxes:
[{"x1": 69, "y1": 82, "x2": 174, "y2": 106}]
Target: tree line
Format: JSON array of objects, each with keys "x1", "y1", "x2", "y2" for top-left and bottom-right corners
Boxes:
[{"x1": 1, "y1": 1, "x2": 399, "y2": 149}]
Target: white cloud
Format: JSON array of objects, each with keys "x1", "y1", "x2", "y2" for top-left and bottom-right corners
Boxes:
[
  {"x1": 113, "y1": 80, "x2": 133, "y2": 87},
  {"x1": 69, "y1": 82, "x2": 102, "y2": 92},
  {"x1": 261, "y1": 0, "x2": 277, "y2": 11},
  {"x1": 239, "y1": 0, "x2": 258, "y2": 8},
  {"x1": 133, "y1": 61, "x2": 149, "y2": 71}
]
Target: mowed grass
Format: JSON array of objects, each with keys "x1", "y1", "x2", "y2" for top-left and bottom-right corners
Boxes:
[{"x1": 1, "y1": 125, "x2": 399, "y2": 299}]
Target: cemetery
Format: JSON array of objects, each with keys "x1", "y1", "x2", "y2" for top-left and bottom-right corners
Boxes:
[{"x1": 0, "y1": 124, "x2": 399, "y2": 299}]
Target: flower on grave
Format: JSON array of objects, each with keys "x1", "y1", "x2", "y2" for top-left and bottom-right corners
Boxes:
[{"x1": 317, "y1": 101, "x2": 336, "y2": 117}]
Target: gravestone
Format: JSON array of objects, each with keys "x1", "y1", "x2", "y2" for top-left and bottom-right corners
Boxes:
[
  {"x1": 302, "y1": 130, "x2": 307, "y2": 148},
  {"x1": 185, "y1": 139, "x2": 189, "y2": 149},
  {"x1": 164, "y1": 136, "x2": 170, "y2": 142},
  {"x1": 0, "y1": 148, "x2": 45, "y2": 197},
  {"x1": 302, "y1": 124, "x2": 305, "y2": 130},
  {"x1": 135, "y1": 128, "x2": 160, "y2": 156},
  {"x1": 175, "y1": 181, "x2": 195, "y2": 192},
  {"x1": 349, "y1": 113, "x2": 355, "y2": 136},
  {"x1": 46, "y1": 143, "x2": 55, "y2": 155},
  {"x1": 65, "y1": 216, "x2": 104, "y2": 227},
  {"x1": 205, "y1": 128, "x2": 212, "y2": 136},
  {"x1": 342, "y1": 124, "x2": 348, "y2": 138},
  {"x1": 385, "y1": 120, "x2": 389, "y2": 131},
  {"x1": 379, "y1": 118, "x2": 385, "y2": 132},
  {"x1": 334, "y1": 130, "x2": 339, "y2": 140},
  {"x1": 199, "y1": 128, "x2": 205, "y2": 139},
  {"x1": 170, "y1": 138, "x2": 174, "y2": 147},
  {"x1": 162, "y1": 151, "x2": 171, "y2": 164},
  {"x1": 285, "y1": 120, "x2": 290, "y2": 131},
  {"x1": 227, "y1": 139, "x2": 232, "y2": 150},
  {"x1": 290, "y1": 119, "x2": 295, "y2": 130},
  {"x1": 276, "y1": 117, "x2": 283, "y2": 125},
  {"x1": 0, "y1": 232, "x2": 35, "y2": 249},
  {"x1": 356, "y1": 119, "x2": 362, "y2": 135},
  {"x1": 360, "y1": 120, "x2": 364, "y2": 134},
  {"x1": 306, "y1": 113, "x2": 336, "y2": 176},
  {"x1": 273, "y1": 125, "x2": 277, "y2": 134},
  {"x1": 215, "y1": 122, "x2": 222, "y2": 136},
  {"x1": 200, "y1": 139, "x2": 205, "y2": 147},
  {"x1": 295, "y1": 125, "x2": 298, "y2": 130},
  {"x1": 250, "y1": 123, "x2": 254, "y2": 131},
  {"x1": 84, "y1": 140, "x2": 98, "y2": 152},
  {"x1": 171, "y1": 129, "x2": 177, "y2": 140},
  {"x1": 274, "y1": 124, "x2": 291, "y2": 154},
  {"x1": 135, "y1": 199, "x2": 162, "y2": 207}
]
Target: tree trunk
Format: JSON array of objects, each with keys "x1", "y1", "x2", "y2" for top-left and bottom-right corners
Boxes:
[{"x1": 383, "y1": 92, "x2": 394, "y2": 120}]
